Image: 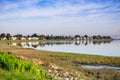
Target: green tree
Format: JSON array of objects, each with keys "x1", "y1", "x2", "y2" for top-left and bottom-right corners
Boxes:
[
  {"x1": 14, "y1": 34, "x2": 22, "y2": 40},
  {"x1": 0, "y1": 33, "x2": 6, "y2": 38},
  {"x1": 6, "y1": 33, "x2": 11, "y2": 40},
  {"x1": 31, "y1": 33, "x2": 38, "y2": 37},
  {"x1": 39, "y1": 35, "x2": 46, "y2": 40},
  {"x1": 84, "y1": 35, "x2": 88, "y2": 38}
]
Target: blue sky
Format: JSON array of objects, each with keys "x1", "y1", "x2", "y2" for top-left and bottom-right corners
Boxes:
[{"x1": 0, "y1": 0, "x2": 120, "y2": 36}]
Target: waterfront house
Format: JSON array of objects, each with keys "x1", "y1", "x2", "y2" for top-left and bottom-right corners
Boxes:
[
  {"x1": 27, "y1": 37, "x2": 32, "y2": 40},
  {"x1": 20, "y1": 37, "x2": 26, "y2": 40},
  {"x1": 11, "y1": 36, "x2": 17, "y2": 40},
  {"x1": 74, "y1": 36, "x2": 80, "y2": 40},
  {"x1": 0, "y1": 37, "x2": 7, "y2": 40},
  {"x1": 32, "y1": 37, "x2": 39, "y2": 40}
]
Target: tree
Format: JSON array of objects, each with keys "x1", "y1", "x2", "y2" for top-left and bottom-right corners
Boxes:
[
  {"x1": 6, "y1": 33, "x2": 11, "y2": 40},
  {"x1": 14, "y1": 34, "x2": 22, "y2": 40},
  {"x1": 92, "y1": 35, "x2": 97, "y2": 39},
  {"x1": 27, "y1": 35, "x2": 30, "y2": 37},
  {"x1": 84, "y1": 35, "x2": 88, "y2": 38},
  {"x1": 39, "y1": 35, "x2": 46, "y2": 40},
  {"x1": 31, "y1": 33, "x2": 38, "y2": 37},
  {"x1": 0, "y1": 33, "x2": 6, "y2": 38},
  {"x1": 74, "y1": 35, "x2": 80, "y2": 38},
  {"x1": 102, "y1": 36, "x2": 111, "y2": 39},
  {"x1": 74, "y1": 35, "x2": 81, "y2": 40},
  {"x1": 97, "y1": 35, "x2": 102, "y2": 39}
]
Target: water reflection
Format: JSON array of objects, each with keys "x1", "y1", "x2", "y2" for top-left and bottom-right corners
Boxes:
[
  {"x1": 2, "y1": 40, "x2": 112, "y2": 48},
  {"x1": 1, "y1": 40, "x2": 120, "y2": 56}
]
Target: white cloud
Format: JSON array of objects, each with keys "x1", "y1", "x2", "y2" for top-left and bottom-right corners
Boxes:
[
  {"x1": 0, "y1": 0, "x2": 120, "y2": 35},
  {"x1": 0, "y1": 1, "x2": 118, "y2": 19},
  {"x1": 0, "y1": 0, "x2": 40, "y2": 10},
  {"x1": 0, "y1": 0, "x2": 119, "y2": 26}
]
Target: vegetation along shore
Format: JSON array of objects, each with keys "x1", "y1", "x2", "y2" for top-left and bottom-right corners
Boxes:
[
  {"x1": 0, "y1": 43, "x2": 120, "y2": 80},
  {"x1": 0, "y1": 33, "x2": 112, "y2": 41},
  {"x1": 0, "y1": 51, "x2": 54, "y2": 80}
]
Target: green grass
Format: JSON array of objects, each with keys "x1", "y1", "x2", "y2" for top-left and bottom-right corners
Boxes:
[
  {"x1": 0, "y1": 68, "x2": 42, "y2": 80},
  {"x1": 0, "y1": 52, "x2": 53, "y2": 80}
]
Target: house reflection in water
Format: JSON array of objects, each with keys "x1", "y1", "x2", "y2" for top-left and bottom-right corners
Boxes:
[{"x1": 3, "y1": 40, "x2": 112, "y2": 48}]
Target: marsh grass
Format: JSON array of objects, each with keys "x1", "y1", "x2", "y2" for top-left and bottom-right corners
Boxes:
[
  {"x1": 0, "y1": 68, "x2": 41, "y2": 80},
  {"x1": 47, "y1": 52, "x2": 120, "y2": 80}
]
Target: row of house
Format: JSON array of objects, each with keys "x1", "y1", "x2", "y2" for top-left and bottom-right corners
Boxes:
[
  {"x1": 0, "y1": 36, "x2": 112, "y2": 41},
  {"x1": 0, "y1": 36, "x2": 91, "y2": 41},
  {"x1": 74, "y1": 36, "x2": 112, "y2": 40},
  {"x1": 0, "y1": 36, "x2": 39, "y2": 41},
  {"x1": 75, "y1": 36, "x2": 93, "y2": 40},
  {"x1": 0, "y1": 33, "x2": 112, "y2": 41}
]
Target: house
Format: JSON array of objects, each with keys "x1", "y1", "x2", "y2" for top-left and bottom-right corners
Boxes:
[
  {"x1": 83, "y1": 37, "x2": 87, "y2": 40},
  {"x1": 74, "y1": 36, "x2": 80, "y2": 40},
  {"x1": 32, "y1": 37, "x2": 39, "y2": 40},
  {"x1": 11, "y1": 37, "x2": 17, "y2": 40},
  {"x1": 0, "y1": 37, "x2": 7, "y2": 40},
  {"x1": 20, "y1": 37, "x2": 26, "y2": 40},
  {"x1": 27, "y1": 37, "x2": 32, "y2": 40},
  {"x1": 76, "y1": 37, "x2": 80, "y2": 40}
]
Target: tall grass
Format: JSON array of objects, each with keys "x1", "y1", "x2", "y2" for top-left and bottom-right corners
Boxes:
[{"x1": 0, "y1": 51, "x2": 53, "y2": 80}]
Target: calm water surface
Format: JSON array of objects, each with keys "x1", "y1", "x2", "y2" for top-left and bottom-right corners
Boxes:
[
  {"x1": 5, "y1": 40, "x2": 120, "y2": 56},
  {"x1": 82, "y1": 65, "x2": 120, "y2": 71}
]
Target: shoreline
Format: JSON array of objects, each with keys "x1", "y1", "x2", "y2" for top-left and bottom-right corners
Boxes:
[{"x1": 0, "y1": 38, "x2": 114, "y2": 42}]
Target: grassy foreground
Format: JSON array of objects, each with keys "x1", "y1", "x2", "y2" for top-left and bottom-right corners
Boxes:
[
  {"x1": 0, "y1": 52, "x2": 53, "y2": 80},
  {"x1": 0, "y1": 44, "x2": 120, "y2": 80}
]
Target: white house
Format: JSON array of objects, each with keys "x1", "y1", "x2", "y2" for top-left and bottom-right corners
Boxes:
[
  {"x1": 0, "y1": 37, "x2": 7, "y2": 40},
  {"x1": 27, "y1": 37, "x2": 32, "y2": 40},
  {"x1": 20, "y1": 37, "x2": 26, "y2": 40},
  {"x1": 11, "y1": 37, "x2": 17, "y2": 40},
  {"x1": 74, "y1": 37, "x2": 80, "y2": 40},
  {"x1": 32, "y1": 37, "x2": 39, "y2": 40}
]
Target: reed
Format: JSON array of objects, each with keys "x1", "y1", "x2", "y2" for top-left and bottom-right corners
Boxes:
[{"x1": 0, "y1": 51, "x2": 54, "y2": 80}]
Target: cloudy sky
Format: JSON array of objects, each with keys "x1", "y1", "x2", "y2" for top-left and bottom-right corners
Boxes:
[{"x1": 0, "y1": 0, "x2": 120, "y2": 36}]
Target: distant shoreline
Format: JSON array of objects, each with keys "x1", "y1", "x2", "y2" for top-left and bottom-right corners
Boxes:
[{"x1": 0, "y1": 38, "x2": 114, "y2": 42}]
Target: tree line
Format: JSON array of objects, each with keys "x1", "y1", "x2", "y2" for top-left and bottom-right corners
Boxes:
[{"x1": 0, "y1": 33, "x2": 112, "y2": 40}]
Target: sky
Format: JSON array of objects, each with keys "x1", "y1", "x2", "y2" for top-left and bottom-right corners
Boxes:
[{"x1": 0, "y1": 0, "x2": 120, "y2": 36}]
